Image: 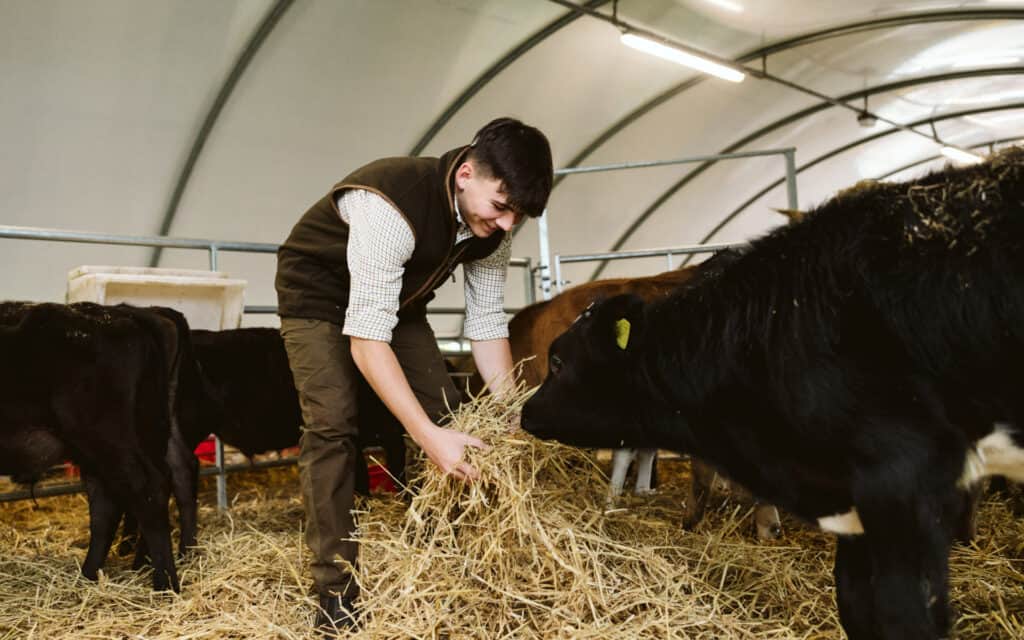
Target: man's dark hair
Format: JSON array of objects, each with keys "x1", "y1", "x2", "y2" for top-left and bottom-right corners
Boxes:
[{"x1": 466, "y1": 117, "x2": 553, "y2": 219}]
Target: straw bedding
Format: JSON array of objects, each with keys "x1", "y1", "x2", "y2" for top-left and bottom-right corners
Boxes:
[{"x1": 1, "y1": 389, "x2": 1021, "y2": 639}]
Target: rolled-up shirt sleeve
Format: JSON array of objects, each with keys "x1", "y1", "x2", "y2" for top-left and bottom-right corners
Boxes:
[
  {"x1": 462, "y1": 232, "x2": 512, "y2": 341},
  {"x1": 339, "y1": 189, "x2": 414, "y2": 343}
]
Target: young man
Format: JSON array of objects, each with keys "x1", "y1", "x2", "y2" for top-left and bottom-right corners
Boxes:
[{"x1": 274, "y1": 117, "x2": 553, "y2": 634}]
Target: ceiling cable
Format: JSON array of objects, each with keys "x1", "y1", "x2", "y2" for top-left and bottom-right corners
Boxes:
[{"x1": 547, "y1": 0, "x2": 985, "y2": 162}]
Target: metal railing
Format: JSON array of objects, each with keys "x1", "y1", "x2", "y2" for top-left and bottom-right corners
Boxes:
[
  {"x1": 0, "y1": 224, "x2": 532, "y2": 509},
  {"x1": 538, "y1": 147, "x2": 798, "y2": 297},
  {"x1": 554, "y1": 241, "x2": 743, "y2": 294},
  {"x1": 0, "y1": 224, "x2": 279, "y2": 510}
]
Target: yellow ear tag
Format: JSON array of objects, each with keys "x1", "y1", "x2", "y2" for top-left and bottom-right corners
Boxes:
[{"x1": 615, "y1": 318, "x2": 631, "y2": 350}]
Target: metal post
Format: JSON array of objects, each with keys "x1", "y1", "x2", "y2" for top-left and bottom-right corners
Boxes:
[
  {"x1": 521, "y1": 256, "x2": 536, "y2": 305},
  {"x1": 554, "y1": 254, "x2": 565, "y2": 294},
  {"x1": 207, "y1": 245, "x2": 229, "y2": 512},
  {"x1": 537, "y1": 210, "x2": 553, "y2": 300},
  {"x1": 784, "y1": 149, "x2": 799, "y2": 211},
  {"x1": 213, "y1": 439, "x2": 228, "y2": 511},
  {"x1": 666, "y1": 252, "x2": 675, "y2": 270},
  {"x1": 208, "y1": 244, "x2": 220, "y2": 271}
]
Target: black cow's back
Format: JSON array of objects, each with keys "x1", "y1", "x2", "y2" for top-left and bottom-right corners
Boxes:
[{"x1": 191, "y1": 328, "x2": 302, "y2": 457}]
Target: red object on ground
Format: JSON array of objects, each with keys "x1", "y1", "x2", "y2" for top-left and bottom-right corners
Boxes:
[{"x1": 368, "y1": 463, "x2": 397, "y2": 494}]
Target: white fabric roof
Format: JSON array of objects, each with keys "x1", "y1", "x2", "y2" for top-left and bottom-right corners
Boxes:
[{"x1": 3, "y1": 0, "x2": 1023, "y2": 335}]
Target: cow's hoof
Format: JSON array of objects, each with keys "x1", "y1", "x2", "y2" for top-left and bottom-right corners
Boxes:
[
  {"x1": 151, "y1": 568, "x2": 180, "y2": 593},
  {"x1": 759, "y1": 522, "x2": 783, "y2": 540}
]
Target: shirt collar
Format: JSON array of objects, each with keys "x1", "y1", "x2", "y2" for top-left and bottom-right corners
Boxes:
[{"x1": 453, "y1": 193, "x2": 466, "y2": 227}]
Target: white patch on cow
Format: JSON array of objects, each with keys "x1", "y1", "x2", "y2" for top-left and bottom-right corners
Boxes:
[
  {"x1": 817, "y1": 425, "x2": 1023, "y2": 538},
  {"x1": 818, "y1": 509, "x2": 864, "y2": 535},
  {"x1": 967, "y1": 423, "x2": 1024, "y2": 483},
  {"x1": 958, "y1": 447, "x2": 987, "y2": 490}
]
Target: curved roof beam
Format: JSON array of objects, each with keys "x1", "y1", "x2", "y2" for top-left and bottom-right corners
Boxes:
[
  {"x1": 151, "y1": 0, "x2": 294, "y2": 267},
  {"x1": 873, "y1": 136, "x2": 1024, "y2": 181},
  {"x1": 679, "y1": 101, "x2": 1024, "y2": 267},
  {"x1": 560, "y1": 7, "x2": 1024, "y2": 181},
  {"x1": 518, "y1": 7, "x2": 1024, "y2": 249},
  {"x1": 585, "y1": 67, "x2": 1024, "y2": 279},
  {"x1": 408, "y1": 0, "x2": 611, "y2": 156}
]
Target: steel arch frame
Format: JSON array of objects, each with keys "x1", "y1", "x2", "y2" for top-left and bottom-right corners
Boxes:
[
  {"x1": 676, "y1": 102, "x2": 1024, "y2": 268},
  {"x1": 873, "y1": 136, "x2": 1024, "y2": 181},
  {"x1": 587, "y1": 69, "x2": 1024, "y2": 279},
  {"x1": 155, "y1": 3, "x2": 1024, "y2": 271},
  {"x1": 560, "y1": 7, "x2": 1024, "y2": 181},
  {"x1": 152, "y1": 0, "x2": 294, "y2": 267}
]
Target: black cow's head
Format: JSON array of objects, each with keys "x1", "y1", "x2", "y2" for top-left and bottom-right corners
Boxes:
[{"x1": 521, "y1": 293, "x2": 651, "y2": 449}]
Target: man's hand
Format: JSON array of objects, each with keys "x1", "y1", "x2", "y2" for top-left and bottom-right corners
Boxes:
[
  {"x1": 351, "y1": 338, "x2": 488, "y2": 482},
  {"x1": 417, "y1": 425, "x2": 490, "y2": 481}
]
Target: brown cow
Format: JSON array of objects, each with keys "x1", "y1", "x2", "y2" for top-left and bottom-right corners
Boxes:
[
  {"x1": 510, "y1": 258, "x2": 782, "y2": 539},
  {"x1": 511, "y1": 268, "x2": 700, "y2": 387}
]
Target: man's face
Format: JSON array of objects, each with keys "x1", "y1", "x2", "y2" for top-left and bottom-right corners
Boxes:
[{"x1": 454, "y1": 161, "x2": 524, "y2": 238}]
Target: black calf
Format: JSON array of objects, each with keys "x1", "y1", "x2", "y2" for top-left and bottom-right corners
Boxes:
[
  {"x1": 522, "y1": 149, "x2": 1024, "y2": 639},
  {"x1": 190, "y1": 327, "x2": 407, "y2": 490},
  {"x1": 0, "y1": 302, "x2": 180, "y2": 591}
]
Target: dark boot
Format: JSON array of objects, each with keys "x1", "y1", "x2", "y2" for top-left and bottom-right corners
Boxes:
[{"x1": 315, "y1": 593, "x2": 358, "y2": 637}]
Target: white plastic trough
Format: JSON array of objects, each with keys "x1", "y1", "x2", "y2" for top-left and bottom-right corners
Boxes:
[{"x1": 66, "y1": 265, "x2": 247, "y2": 330}]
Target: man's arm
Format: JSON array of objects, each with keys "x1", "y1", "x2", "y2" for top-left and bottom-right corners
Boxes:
[
  {"x1": 341, "y1": 189, "x2": 486, "y2": 481},
  {"x1": 470, "y1": 337, "x2": 515, "y2": 399},
  {"x1": 463, "y1": 234, "x2": 516, "y2": 398},
  {"x1": 350, "y1": 338, "x2": 486, "y2": 481}
]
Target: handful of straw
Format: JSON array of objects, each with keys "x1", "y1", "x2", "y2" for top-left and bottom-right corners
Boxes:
[{"x1": 347, "y1": 386, "x2": 830, "y2": 639}]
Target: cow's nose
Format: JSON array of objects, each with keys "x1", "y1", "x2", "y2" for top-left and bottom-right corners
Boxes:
[{"x1": 520, "y1": 404, "x2": 537, "y2": 433}]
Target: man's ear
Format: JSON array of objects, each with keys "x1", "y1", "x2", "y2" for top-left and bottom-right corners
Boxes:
[{"x1": 455, "y1": 161, "x2": 473, "y2": 189}]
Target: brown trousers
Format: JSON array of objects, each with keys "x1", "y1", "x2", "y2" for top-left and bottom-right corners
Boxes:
[{"x1": 280, "y1": 316, "x2": 461, "y2": 597}]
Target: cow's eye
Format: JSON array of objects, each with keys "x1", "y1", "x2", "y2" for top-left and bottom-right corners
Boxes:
[{"x1": 549, "y1": 354, "x2": 563, "y2": 375}]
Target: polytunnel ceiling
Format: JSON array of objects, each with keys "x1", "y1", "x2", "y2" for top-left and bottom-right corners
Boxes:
[
  {"x1": 3, "y1": 0, "x2": 1024, "y2": 334},
  {"x1": 162, "y1": 0, "x2": 1024, "y2": 281}
]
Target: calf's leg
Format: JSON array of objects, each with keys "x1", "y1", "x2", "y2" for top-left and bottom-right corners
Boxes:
[
  {"x1": 850, "y1": 465, "x2": 956, "y2": 639},
  {"x1": 609, "y1": 449, "x2": 634, "y2": 498},
  {"x1": 682, "y1": 459, "x2": 716, "y2": 529},
  {"x1": 166, "y1": 428, "x2": 199, "y2": 555},
  {"x1": 834, "y1": 535, "x2": 877, "y2": 640},
  {"x1": 633, "y1": 448, "x2": 657, "y2": 495},
  {"x1": 127, "y1": 459, "x2": 179, "y2": 592},
  {"x1": 80, "y1": 472, "x2": 122, "y2": 581},
  {"x1": 753, "y1": 502, "x2": 782, "y2": 540}
]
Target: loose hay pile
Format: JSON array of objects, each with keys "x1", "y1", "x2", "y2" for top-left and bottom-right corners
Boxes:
[
  {"x1": 0, "y1": 388, "x2": 1021, "y2": 639},
  {"x1": 0, "y1": 469, "x2": 312, "y2": 639}
]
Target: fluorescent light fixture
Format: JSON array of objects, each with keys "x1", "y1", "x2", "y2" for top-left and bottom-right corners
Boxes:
[
  {"x1": 620, "y1": 33, "x2": 745, "y2": 83},
  {"x1": 704, "y1": 0, "x2": 744, "y2": 12},
  {"x1": 940, "y1": 146, "x2": 984, "y2": 164}
]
